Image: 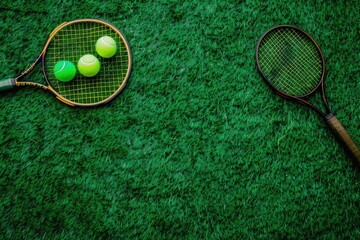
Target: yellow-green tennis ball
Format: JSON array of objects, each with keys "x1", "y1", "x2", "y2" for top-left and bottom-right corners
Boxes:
[
  {"x1": 78, "y1": 54, "x2": 101, "y2": 77},
  {"x1": 54, "y1": 60, "x2": 76, "y2": 82},
  {"x1": 96, "y1": 36, "x2": 117, "y2": 58}
]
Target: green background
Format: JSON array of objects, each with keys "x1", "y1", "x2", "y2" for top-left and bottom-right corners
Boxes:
[{"x1": 1, "y1": 1, "x2": 359, "y2": 239}]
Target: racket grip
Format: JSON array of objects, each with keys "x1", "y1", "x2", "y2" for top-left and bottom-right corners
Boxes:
[
  {"x1": 0, "y1": 78, "x2": 15, "y2": 91},
  {"x1": 327, "y1": 114, "x2": 360, "y2": 165}
]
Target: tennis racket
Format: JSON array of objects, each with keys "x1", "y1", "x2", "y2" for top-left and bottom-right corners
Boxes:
[
  {"x1": 255, "y1": 25, "x2": 360, "y2": 165},
  {"x1": 0, "y1": 19, "x2": 132, "y2": 107}
]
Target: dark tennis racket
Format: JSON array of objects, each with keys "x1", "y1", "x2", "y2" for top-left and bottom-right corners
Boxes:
[
  {"x1": 255, "y1": 25, "x2": 360, "y2": 165},
  {"x1": 0, "y1": 19, "x2": 132, "y2": 107}
]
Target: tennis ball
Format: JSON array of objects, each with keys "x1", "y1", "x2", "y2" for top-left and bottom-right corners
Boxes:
[
  {"x1": 78, "y1": 54, "x2": 101, "y2": 77},
  {"x1": 96, "y1": 36, "x2": 117, "y2": 58},
  {"x1": 54, "y1": 60, "x2": 76, "y2": 82}
]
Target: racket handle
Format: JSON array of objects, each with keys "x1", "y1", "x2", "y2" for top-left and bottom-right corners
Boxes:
[
  {"x1": 327, "y1": 114, "x2": 360, "y2": 165},
  {"x1": 0, "y1": 78, "x2": 15, "y2": 91}
]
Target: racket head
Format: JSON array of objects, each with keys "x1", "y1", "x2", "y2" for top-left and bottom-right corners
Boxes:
[
  {"x1": 255, "y1": 25, "x2": 325, "y2": 99},
  {"x1": 42, "y1": 19, "x2": 132, "y2": 107}
]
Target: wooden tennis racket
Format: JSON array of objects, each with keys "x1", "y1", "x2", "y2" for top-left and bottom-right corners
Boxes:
[
  {"x1": 256, "y1": 25, "x2": 359, "y2": 165},
  {"x1": 0, "y1": 19, "x2": 132, "y2": 107}
]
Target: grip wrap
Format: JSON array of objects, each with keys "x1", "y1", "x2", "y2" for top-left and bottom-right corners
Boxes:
[
  {"x1": 327, "y1": 115, "x2": 360, "y2": 165},
  {"x1": 0, "y1": 78, "x2": 15, "y2": 91}
]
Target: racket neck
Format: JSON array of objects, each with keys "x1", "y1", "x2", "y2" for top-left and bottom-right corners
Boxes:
[
  {"x1": 289, "y1": 88, "x2": 331, "y2": 118},
  {"x1": 16, "y1": 54, "x2": 43, "y2": 80},
  {"x1": 0, "y1": 52, "x2": 43, "y2": 91},
  {"x1": 321, "y1": 82, "x2": 331, "y2": 114}
]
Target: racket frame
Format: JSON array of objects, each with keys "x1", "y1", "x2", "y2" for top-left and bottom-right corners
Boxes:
[
  {"x1": 255, "y1": 25, "x2": 360, "y2": 165},
  {"x1": 2, "y1": 19, "x2": 132, "y2": 107},
  {"x1": 255, "y1": 25, "x2": 331, "y2": 118}
]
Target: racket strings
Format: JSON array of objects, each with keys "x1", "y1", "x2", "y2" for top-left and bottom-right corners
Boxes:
[
  {"x1": 260, "y1": 30, "x2": 315, "y2": 91},
  {"x1": 258, "y1": 28, "x2": 323, "y2": 97},
  {"x1": 44, "y1": 21, "x2": 130, "y2": 104},
  {"x1": 261, "y1": 30, "x2": 318, "y2": 93}
]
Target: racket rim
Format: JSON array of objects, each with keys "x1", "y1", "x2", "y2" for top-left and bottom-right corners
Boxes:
[
  {"x1": 11, "y1": 18, "x2": 132, "y2": 107},
  {"x1": 42, "y1": 18, "x2": 133, "y2": 107},
  {"x1": 255, "y1": 24, "x2": 326, "y2": 99}
]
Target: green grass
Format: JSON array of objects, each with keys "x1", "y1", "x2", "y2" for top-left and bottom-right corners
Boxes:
[{"x1": 1, "y1": 0, "x2": 359, "y2": 239}]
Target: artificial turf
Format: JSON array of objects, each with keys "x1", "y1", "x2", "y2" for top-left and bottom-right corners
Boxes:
[{"x1": 0, "y1": 1, "x2": 359, "y2": 239}]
